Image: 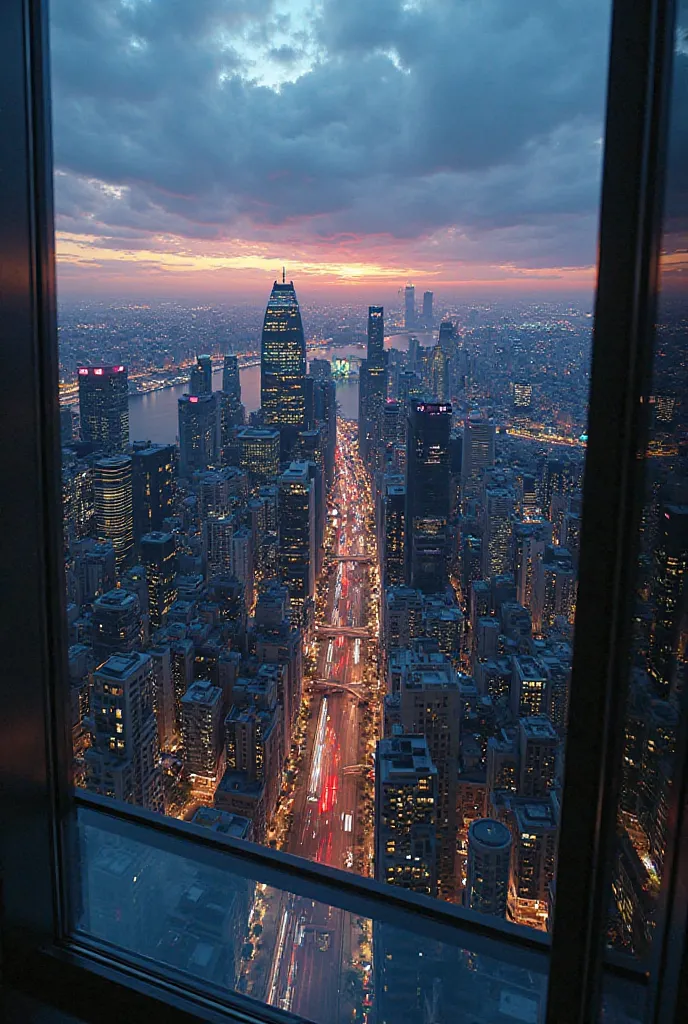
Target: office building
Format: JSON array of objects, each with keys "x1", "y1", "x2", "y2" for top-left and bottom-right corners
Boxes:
[
  {"x1": 85, "y1": 652, "x2": 164, "y2": 812},
  {"x1": 132, "y1": 444, "x2": 174, "y2": 543},
  {"x1": 483, "y1": 486, "x2": 515, "y2": 579},
  {"x1": 513, "y1": 382, "x2": 533, "y2": 418},
  {"x1": 181, "y1": 679, "x2": 225, "y2": 790},
  {"x1": 205, "y1": 514, "x2": 234, "y2": 579},
  {"x1": 505, "y1": 796, "x2": 559, "y2": 928},
  {"x1": 309, "y1": 358, "x2": 331, "y2": 379},
  {"x1": 511, "y1": 656, "x2": 549, "y2": 718},
  {"x1": 91, "y1": 588, "x2": 143, "y2": 664},
  {"x1": 148, "y1": 644, "x2": 176, "y2": 752},
  {"x1": 518, "y1": 717, "x2": 558, "y2": 797},
  {"x1": 405, "y1": 400, "x2": 452, "y2": 592},
  {"x1": 78, "y1": 365, "x2": 129, "y2": 453},
  {"x1": 140, "y1": 531, "x2": 177, "y2": 629},
  {"x1": 178, "y1": 394, "x2": 219, "y2": 478},
  {"x1": 422, "y1": 290, "x2": 433, "y2": 326},
  {"x1": 649, "y1": 502, "x2": 687, "y2": 695},
  {"x1": 260, "y1": 276, "x2": 307, "y2": 453},
  {"x1": 222, "y1": 354, "x2": 241, "y2": 400},
  {"x1": 190, "y1": 354, "x2": 213, "y2": 396},
  {"x1": 278, "y1": 462, "x2": 315, "y2": 626},
  {"x1": 381, "y1": 481, "x2": 406, "y2": 587},
  {"x1": 375, "y1": 735, "x2": 438, "y2": 896},
  {"x1": 465, "y1": 818, "x2": 512, "y2": 917},
  {"x1": 461, "y1": 415, "x2": 496, "y2": 501},
  {"x1": 399, "y1": 647, "x2": 461, "y2": 896},
  {"x1": 237, "y1": 427, "x2": 280, "y2": 483},
  {"x1": 404, "y1": 283, "x2": 415, "y2": 328},
  {"x1": 94, "y1": 455, "x2": 134, "y2": 571},
  {"x1": 367, "y1": 305, "x2": 385, "y2": 367}
]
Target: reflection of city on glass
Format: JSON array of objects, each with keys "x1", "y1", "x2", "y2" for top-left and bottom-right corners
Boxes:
[{"x1": 35, "y1": 0, "x2": 683, "y2": 1022}]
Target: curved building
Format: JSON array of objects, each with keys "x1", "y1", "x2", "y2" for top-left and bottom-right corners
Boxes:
[
  {"x1": 260, "y1": 276, "x2": 307, "y2": 453},
  {"x1": 466, "y1": 817, "x2": 512, "y2": 917}
]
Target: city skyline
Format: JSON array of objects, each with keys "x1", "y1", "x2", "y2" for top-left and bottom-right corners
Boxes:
[{"x1": 50, "y1": 0, "x2": 612, "y2": 299}]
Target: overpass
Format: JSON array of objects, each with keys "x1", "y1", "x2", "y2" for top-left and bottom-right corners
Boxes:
[
  {"x1": 314, "y1": 625, "x2": 374, "y2": 639},
  {"x1": 330, "y1": 553, "x2": 373, "y2": 564},
  {"x1": 312, "y1": 679, "x2": 363, "y2": 700}
]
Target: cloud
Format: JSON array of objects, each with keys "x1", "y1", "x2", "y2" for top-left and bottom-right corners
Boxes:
[{"x1": 50, "y1": 0, "x2": 613, "y2": 287}]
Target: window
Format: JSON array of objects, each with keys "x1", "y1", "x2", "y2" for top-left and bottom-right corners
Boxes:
[{"x1": 0, "y1": 1, "x2": 686, "y2": 1024}]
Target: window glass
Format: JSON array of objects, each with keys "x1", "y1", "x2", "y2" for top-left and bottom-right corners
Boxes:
[
  {"x1": 605, "y1": 3, "x2": 688, "y2": 961},
  {"x1": 51, "y1": 0, "x2": 611, "y2": 986}
]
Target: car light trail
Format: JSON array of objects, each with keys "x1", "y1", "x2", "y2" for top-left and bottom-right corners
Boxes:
[{"x1": 307, "y1": 698, "x2": 328, "y2": 802}]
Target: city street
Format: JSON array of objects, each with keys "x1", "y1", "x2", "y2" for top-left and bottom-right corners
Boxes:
[{"x1": 267, "y1": 421, "x2": 379, "y2": 1023}]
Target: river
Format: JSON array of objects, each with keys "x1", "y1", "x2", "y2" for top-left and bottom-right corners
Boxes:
[{"x1": 128, "y1": 336, "x2": 412, "y2": 445}]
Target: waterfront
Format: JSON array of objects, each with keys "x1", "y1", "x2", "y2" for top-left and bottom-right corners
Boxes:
[{"x1": 128, "y1": 337, "x2": 411, "y2": 443}]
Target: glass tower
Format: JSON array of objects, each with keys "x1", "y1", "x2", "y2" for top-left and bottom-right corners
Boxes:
[
  {"x1": 78, "y1": 365, "x2": 129, "y2": 453},
  {"x1": 260, "y1": 276, "x2": 307, "y2": 453}
]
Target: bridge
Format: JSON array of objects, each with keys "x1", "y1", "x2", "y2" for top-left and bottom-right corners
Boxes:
[
  {"x1": 314, "y1": 625, "x2": 374, "y2": 639},
  {"x1": 330, "y1": 553, "x2": 373, "y2": 564},
  {"x1": 312, "y1": 679, "x2": 363, "y2": 700}
]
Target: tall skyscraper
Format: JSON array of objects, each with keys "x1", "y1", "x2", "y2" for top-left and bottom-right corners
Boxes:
[
  {"x1": 140, "y1": 531, "x2": 177, "y2": 629},
  {"x1": 422, "y1": 290, "x2": 433, "y2": 326},
  {"x1": 178, "y1": 394, "x2": 219, "y2": 477},
  {"x1": 381, "y1": 481, "x2": 406, "y2": 587},
  {"x1": 132, "y1": 444, "x2": 174, "y2": 543},
  {"x1": 85, "y1": 651, "x2": 164, "y2": 812},
  {"x1": 367, "y1": 305, "x2": 385, "y2": 367},
  {"x1": 404, "y1": 284, "x2": 416, "y2": 328},
  {"x1": 218, "y1": 354, "x2": 245, "y2": 453},
  {"x1": 278, "y1": 462, "x2": 316, "y2": 626},
  {"x1": 222, "y1": 354, "x2": 241, "y2": 400},
  {"x1": 465, "y1": 818, "x2": 512, "y2": 917},
  {"x1": 649, "y1": 502, "x2": 687, "y2": 694},
  {"x1": 405, "y1": 400, "x2": 452, "y2": 592},
  {"x1": 190, "y1": 354, "x2": 213, "y2": 396},
  {"x1": 94, "y1": 455, "x2": 134, "y2": 571},
  {"x1": 461, "y1": 414, "x2": 496, "y2": 500},
  {"x1": 91, "y1": 588, "x2": 143, "y2": 664},
  {"x1": 260, "y1": 276, "x2": 307, "y2": 454},
  {"x1": 78, "y1": 365, "x2": 129, "y2": 453},
  {"x1": 375, "y1": 735, "x2": 438, "y2": 895},
  {"x1": 482, "y1": 486, "x2": 515, "y2": 579}
]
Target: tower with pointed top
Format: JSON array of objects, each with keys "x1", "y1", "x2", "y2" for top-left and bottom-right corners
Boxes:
[{"x1": 260, "y1": 276, "x2": 307, "y2": 457}]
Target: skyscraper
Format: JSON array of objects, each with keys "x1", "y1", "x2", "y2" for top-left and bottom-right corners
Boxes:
[
  {"x1": 237, "y1": 427, "x2": 280, "y2": 482},
  {"x1": 367, "y1": 305, "x2": 385, "y2": 367},
  {"x1": 140, "y1": 531, "x2": 177, "y2": 629},
  {"x1": 218, "y1": 354, "x2": 245, "y2": 453},
  {"x1": 178, "y1": 394, "x2": 219, "y2": 477},
  {"x1": 260, "y1": 276, "x2": 307, "y2": 454},
  {"x1": 94, "y1": 455, "x2": 134, "y2": 571},
  {"x1": 278, "y1": 462, "x2": 316, "y2": 626},
  {"x1": 381, "y1": 481, "x2": 406, "y2": 587},
  {"x1": 404, "y1": 284, "x2": 416, "y2": 328},
  {"x1": 78, "y1": 365, "x2": 129, "y2": 453},
  {"x1": 422, "y1": 290, "x2": 433, "y2": 327},
  {"x1": 465, "y1": 818, "x2": 512, "y2": 917},
  {"x1": 375, "y1": 735, "x2": 438, "y2": 895},
  {"x1": 132, "y1": 444, "x2": 174, "y2": 543},
  {"x1": 222, "y1": 354, "x2": 241, "y2": 400},
  {"x1": 91, "y1": 588, "x2": 143, "y2": 664},
  {"x1": 405, "y1": 400, "x2": 452, "y2": 592},
  {"x1": 181, "y1": 679, "x2": 225, "y2": 791},
  {"x1": 461, "y1": 414, "x2": 496, "y2": 500},
  {"x1": 190, "y1": 354, "x2": 213, "y2": 396},
  {"x1": 85, "y1": 651, "x2": 164, "y2": 812}
]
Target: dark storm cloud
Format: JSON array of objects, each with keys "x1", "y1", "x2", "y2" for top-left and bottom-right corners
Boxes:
[{"x1": 51, "y1": 0, "x2": 611, "y2": 268}]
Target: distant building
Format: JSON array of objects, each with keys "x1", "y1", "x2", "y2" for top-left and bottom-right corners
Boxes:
[
  {"x1": 465, "y1": 818, "x2": 511, "y2": 917},
  {"x1": 78, "y1": 365, "x2": 129, "y2": 453},
  {"x1": 461, "y1": 415, "x2": 496, "y2": 500},
  {"x1": 422, "y1": 290, "x2": 433, "y2": 327},
  {"x1": 405, "y1": 400, "x2": 452, "y2": 592},
  {"x1": 404, "y1": 284, "x2": 416, "y2": 328},
  {"x1": 190, "y1": 354, "x2": 213, "y2": 396},
  {"x1": 94, "y1": 455, "x2": 134, "y2": 571}
]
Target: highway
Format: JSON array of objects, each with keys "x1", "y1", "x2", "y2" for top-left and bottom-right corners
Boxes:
[{"x1": 267, "y1": 420, "x2": 378, "y2": 1024}]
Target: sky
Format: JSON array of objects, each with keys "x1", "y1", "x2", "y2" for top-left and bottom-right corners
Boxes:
[{"x1": 50, "y1": 0, "x2": 616, "y2": 302}]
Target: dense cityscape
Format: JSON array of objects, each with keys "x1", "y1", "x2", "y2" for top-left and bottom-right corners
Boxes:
[{"x1": 60, "y1": 278, "x2": 686, "y2": 1023}]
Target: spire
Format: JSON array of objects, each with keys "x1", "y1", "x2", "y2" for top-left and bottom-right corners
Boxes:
[{"x1": 282, "y1": 266, "x2": 286, "y2": 284}]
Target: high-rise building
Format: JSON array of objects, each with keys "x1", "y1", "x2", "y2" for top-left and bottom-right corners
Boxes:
[
  {"x1": 649, "y1": 502, "x2": 687, "y2": 694},
  {"x1": 190, "y1": 354, "x2": 213, "y2": 396},
  {"x1": 375, "y1": 735, "x2": 438, "y2": 895},
  {"x1": 181, "y1": 679, "x2": 225, "y2": 789},
  {"x1": 237, "y1": 427, "x2": 281, "y2": 482},
  {"x1": 218, "y1": 354, "x2": 245, "y2": 454},
  {"x1": 260, "y1": 276, "x2": 307, "y2": 453},
  {"x1": 511, "y1": 656, "x2": 549, "y2": 718},
  {"x1": 132, "y1": 444, "x2": 174, "y2": 543},
  {"x1": 94, "y1": 455, "x2": 134, "y2": 571},
  {"x1": 278, "y1": 462, "x2": 315, "y2": 626},
  {"x1": 367, "y1": 305, "x2": 385, "y2": 367},
  {"x1": 178, "y1": 394, "x2": 219, "y2": 477},
  {"x1": 85, "y1": 651, "x2": 164, "y2": 812},
  {"x1": 399, "y1": 647, "x2": 461, "y2": 897},
  {"x1": 404, "y1": 284, "x2": 416, "y2": 328},
  {"x1": 465, "y1": 818, "x2": 512, "y2": 917},
  {"x1": 205, "y1": 513, "x2": 234, "y2": 579},
  {"x1": 405, "y1": 400, "x2": 452, "y2": 592},
  {"x1": 309, "y1": 358, "x2": 331, "y2": 380},
  {"x1": 91, "y1": 588, "x2": 143, "y2": 664},
  {"x1": 222, "y1": 354, "x2": 241, "y2": 400},
  {"x1": 140, "y1": 531, "x2": 177, "y2": 629},
  {"x1": 381, "y1": 481, "x2": 406, "y2": 587},
  {"x1": 78, "y1": 365, "x2": 129, "y2": 453},
  {"x1": 482, "y1": 486, "x2": 515, "y2": 579},
  {"x1": 422, "y1": 290, "x2": 433, "y2": 326},
  {"x1": 461, "y1": 414, "x2": 496, "y2": 500},
  {"x1": 518, "y1": 717, "x2": 558, "y2": 797},
  {"x1": 513, "y1": 382, "x2": 533, "y2": 418}
]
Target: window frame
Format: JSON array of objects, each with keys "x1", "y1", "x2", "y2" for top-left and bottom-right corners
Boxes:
[{"x1": 0, "y1": 1, "x2": 683, "y2": 1022}]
